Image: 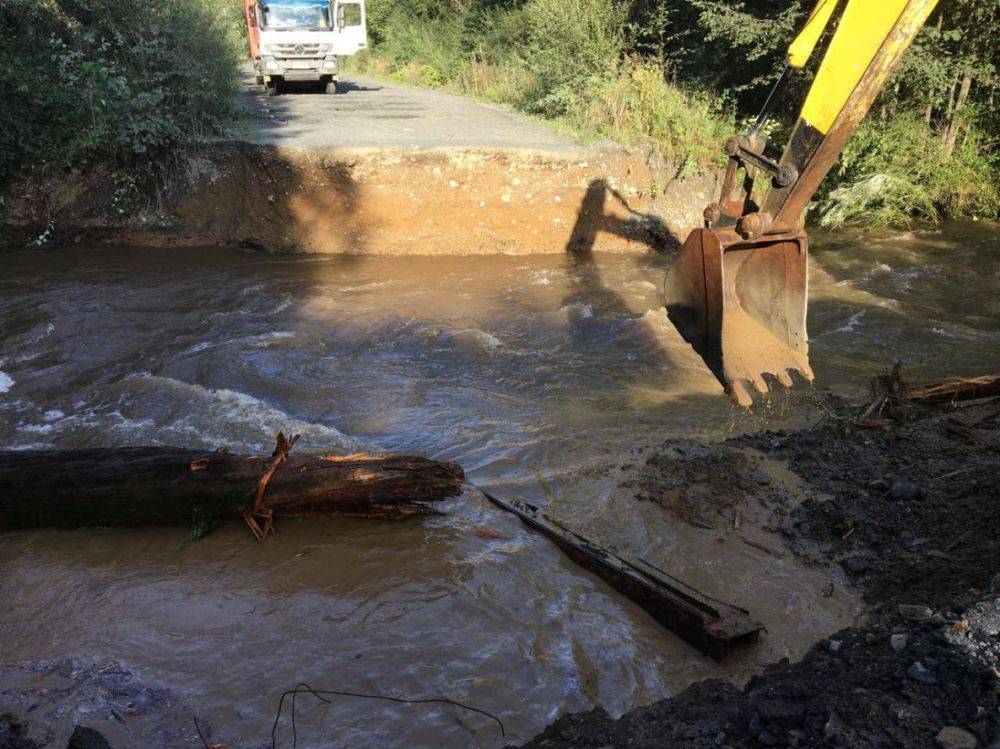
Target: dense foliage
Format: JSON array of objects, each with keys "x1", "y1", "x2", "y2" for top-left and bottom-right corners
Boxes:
[
  {"x1": 353, "y1": 0, "x2": 999, "y2": 227},
  {"x1": 0, "y1": 0, "x2": 243, "y2": 198}
]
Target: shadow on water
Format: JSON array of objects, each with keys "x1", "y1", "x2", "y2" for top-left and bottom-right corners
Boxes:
[{"x1": 562, "y1": 178, "x2": 685, "y2": 374}]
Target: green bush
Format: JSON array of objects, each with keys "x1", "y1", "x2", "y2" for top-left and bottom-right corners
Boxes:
[
  {"x1": 517, "y1": 0, "x2": 626, "y2": 116},
  {"x1": 817, "y1": 116, "x2": 999, "y2": 228},
  {"x1": 0, "y1": 0, "x2": 243, "y2": 192},
  {"x1": 360, "y1": 0, "x2": 464, "y2": 83}
]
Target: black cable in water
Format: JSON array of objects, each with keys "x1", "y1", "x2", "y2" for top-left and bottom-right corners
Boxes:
[
  {"x1": 271, "y1": 681, "x2": 506, "y2": 749},
  {"x1": 193, "y1": 715, "x2": 211, "y2": 749}
]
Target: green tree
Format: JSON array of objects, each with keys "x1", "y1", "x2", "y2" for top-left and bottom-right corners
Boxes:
[{"x1": 0, "y1": 0, "x2": 242, "y2": 193}]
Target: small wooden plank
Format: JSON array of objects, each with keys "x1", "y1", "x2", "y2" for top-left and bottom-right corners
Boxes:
[{"x1": 481, "y1": 490, "x2": 762, "y2": 660}]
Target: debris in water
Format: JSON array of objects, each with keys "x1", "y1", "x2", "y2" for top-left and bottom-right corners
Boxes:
[
  {"x1": 474, "y1": 525, "x2": 512, "y2": 540},
  {"x1": 480, "y1": 489, "x2": 763, "y2": 660}
]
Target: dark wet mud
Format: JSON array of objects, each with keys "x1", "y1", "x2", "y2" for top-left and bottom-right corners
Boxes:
[
  {"x1": 738, "y1": 400, "x2": 1000, "y2": 608},
  {"x1": 521, "y1": 596, "x2": 1000, "y2": 749},
  {"x1": 522, "y1": 400, "x2": 1000, "y2": 748}
]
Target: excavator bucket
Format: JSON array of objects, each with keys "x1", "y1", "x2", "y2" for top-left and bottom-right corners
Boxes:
[{"x1": 664, "y1": 227, "x2": 813, "y2": 407}]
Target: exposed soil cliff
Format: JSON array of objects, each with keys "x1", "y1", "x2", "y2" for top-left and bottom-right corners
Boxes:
[{"x1": 1, "y1": 144, "x2": 713, "y2": 255}]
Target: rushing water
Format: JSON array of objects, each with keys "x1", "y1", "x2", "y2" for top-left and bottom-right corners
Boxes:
[{"x1": 1, "y1": 223, "x2": 998, "y2": 747}]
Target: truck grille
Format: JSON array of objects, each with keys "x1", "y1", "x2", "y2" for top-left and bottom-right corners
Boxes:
[{"x1": 269, "y1": 43, "x2": 324, "y2": 58}]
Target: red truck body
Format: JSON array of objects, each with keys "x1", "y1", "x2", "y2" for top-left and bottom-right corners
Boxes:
[{"x1": 243, "y1": 0, "x2": 261, "y2": 59}]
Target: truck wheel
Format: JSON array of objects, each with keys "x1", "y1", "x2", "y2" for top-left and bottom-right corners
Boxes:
[
  {"x1": 265, "y1": 80, "x2": 281, "y2": 97},
  {"x1": 324, "y1": 80, "x2": 339, "y2": 95}
]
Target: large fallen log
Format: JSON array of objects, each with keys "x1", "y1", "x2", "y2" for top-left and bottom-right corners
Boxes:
[{"x1": 0, "y1": 440, "x2": 465, "y2": 532}]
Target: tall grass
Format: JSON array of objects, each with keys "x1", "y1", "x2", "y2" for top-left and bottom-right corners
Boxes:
[{"x1": 572, "y1": 63, "x2": 732, "y2": 173}]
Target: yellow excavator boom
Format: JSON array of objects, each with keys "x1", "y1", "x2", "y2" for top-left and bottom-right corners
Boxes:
[
  {"x1": 799, "y1": 0, "x2": 937, "y2": 134},
  {"x1": 664, "y1": 0, "x2": 940, "y2": 406},
  {"x1": 787, "y1": 0, "x2": 840, "y2": 70}
]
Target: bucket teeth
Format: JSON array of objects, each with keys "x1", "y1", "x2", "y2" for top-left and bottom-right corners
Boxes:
[
  {"x1": 750, "y1": 373, "x2": 770, "y2": 396},
  {"x1": 729, "y1": 365, "x2": 813, "y2": 407},
  {"x1": 775, "y1": 369, "x2": 794, "y2": 388},
  {"x1": 729, "y1": 381, "x2": 753, "y2": 408}
]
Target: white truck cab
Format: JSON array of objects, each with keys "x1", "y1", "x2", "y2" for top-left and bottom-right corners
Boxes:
[{"x1": 244, "y1": 0, "x2": 367, "y2": 95}]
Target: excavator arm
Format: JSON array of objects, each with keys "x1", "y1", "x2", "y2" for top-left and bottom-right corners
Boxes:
[{"x1": 664, "y1": 0, "x2": 939, "y2": 406}]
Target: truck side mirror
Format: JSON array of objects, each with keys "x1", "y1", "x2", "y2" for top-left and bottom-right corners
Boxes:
[{"x1": 336, "y1": 5, "x2": 346, "y2": 28}]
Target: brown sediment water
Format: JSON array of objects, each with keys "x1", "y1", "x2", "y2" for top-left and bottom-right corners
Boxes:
[{"x1": 0, "y1": 222, "x2": 998, "y2": 747}]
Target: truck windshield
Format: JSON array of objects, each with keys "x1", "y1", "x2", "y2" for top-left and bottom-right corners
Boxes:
[{"x1": 262, "y1": 3, "x2": 331, "y2": 31}]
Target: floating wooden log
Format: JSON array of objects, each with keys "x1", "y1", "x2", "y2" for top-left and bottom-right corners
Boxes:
[
  {"x1": 0, "y1": 438, "x2": 465, "y2": 533},
  {"x1": 905, "y1": 374, "x2": 1000, "y2": 405},
  {"x1": 480, "y1": 490, "x2": 762, "y2": 660}
]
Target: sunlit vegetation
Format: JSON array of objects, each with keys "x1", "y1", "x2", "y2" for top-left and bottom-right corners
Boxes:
[
  {"x1": 2, "y1": 0, "x2": 996, "y2": 229},
  {"x1": 0, "y1": 0, "x2": 244, "y2": 196}
]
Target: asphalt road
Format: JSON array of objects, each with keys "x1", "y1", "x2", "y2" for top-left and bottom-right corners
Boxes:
[{"x1": 234, "y1": 69, "x2": 584, "y2": 152}]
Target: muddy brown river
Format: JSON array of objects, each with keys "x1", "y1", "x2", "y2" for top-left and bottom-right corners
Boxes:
[{"x1": 1, "y1": 223, "x2": 998, "y2": 747}]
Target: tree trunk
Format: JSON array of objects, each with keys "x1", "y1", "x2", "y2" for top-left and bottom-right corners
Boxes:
[
  {"x1": 0, "y1": 446, "x2": 465, "y2": 531},
  {"x1": 925, "y1": 13, "x2": 944, "y2": 125},
  {"x1": 942, "y1": 74, "x2": 959, "y2": 142},
  {"x1": 945, "y1": 73, "x2": 972, "y2": 155},
  {"x1": 906, "y1": 374, "x2": 1000, "y2": 405}
]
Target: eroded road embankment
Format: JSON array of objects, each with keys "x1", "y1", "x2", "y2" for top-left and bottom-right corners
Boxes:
[{"x1": 1, "y1": 75, "x2": 714, "y2": 254}]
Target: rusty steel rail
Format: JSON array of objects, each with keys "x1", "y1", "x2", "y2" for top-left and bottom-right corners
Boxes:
[{"x1": 480, "y1": 490, "x2": 763, "y2": 660}]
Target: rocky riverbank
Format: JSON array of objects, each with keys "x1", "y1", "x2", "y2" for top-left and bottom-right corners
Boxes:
[
  {"x1": 0, "y1": 659, "x2": 204, "y2": 748},
  {"x1": 522, "y1": 597, "x2": 998, "y2": 749},
  {"x1": 522, "y1": 397, "x2": 1000, "y2": 748}
]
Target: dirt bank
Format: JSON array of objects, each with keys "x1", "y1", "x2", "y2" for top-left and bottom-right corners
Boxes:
[
  {"x1": 0, "y1": 143, "x2": 713, "y2": 255},
  {"x1": 522, "y1": 398, "x2": 1000, "y2": 748},
  {"x1": 2, "y1": 72, "x2": 716, "y2": 256}
]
